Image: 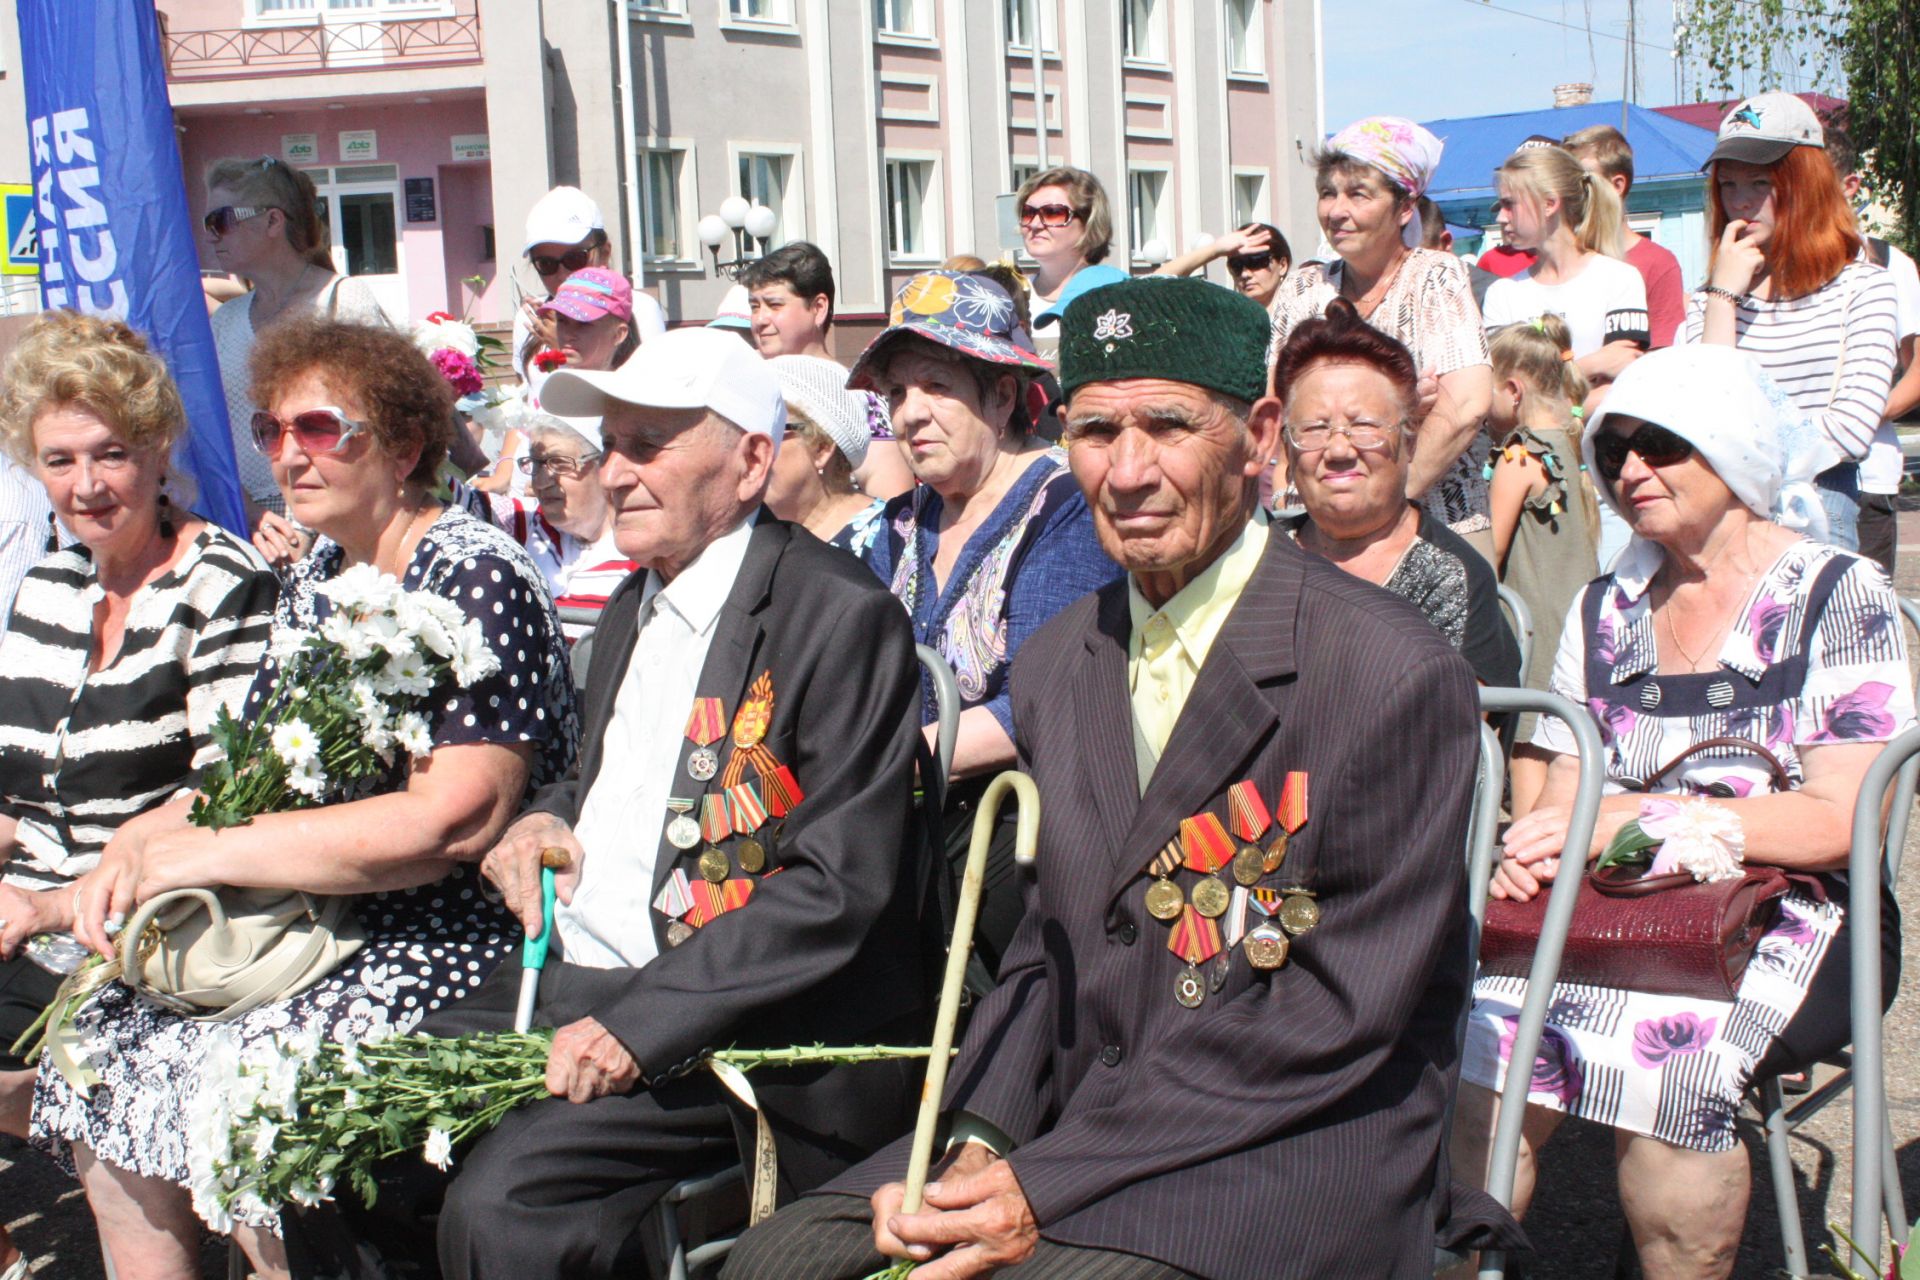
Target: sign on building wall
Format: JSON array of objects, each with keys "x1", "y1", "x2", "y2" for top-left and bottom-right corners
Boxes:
[
  {"x1": 451, "y1": 134, "x2": 490, "y2": 162},
  {"x1": 17, "y1": 0, "x2": 248, "y2": 532},
  {"x1": 339, "y1": 130, "x2": 378, "y2": 162},
  {"x1": 281, "y1": 132, "x2": 318, "y2": 164},
  {"x1": 0, "y1": 184, "x2": 37, "y2": 275},
  {"x1": 405, "y1": 177, "x2": 437, "y2": 224}
]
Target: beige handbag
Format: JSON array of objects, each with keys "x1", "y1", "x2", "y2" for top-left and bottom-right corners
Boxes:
[{"x1": 117, "y1": 887, "x2": 364, "y2": 1021}]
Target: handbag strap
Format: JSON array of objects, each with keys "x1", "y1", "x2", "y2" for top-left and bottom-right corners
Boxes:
[{"x1": 1643, "y1": 735, "x2": 1791, "y2": 792}]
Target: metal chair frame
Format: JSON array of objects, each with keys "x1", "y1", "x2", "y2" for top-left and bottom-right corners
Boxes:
[{"x1": 1496, "y1": 585, "x2": 1535, "y2": 685}]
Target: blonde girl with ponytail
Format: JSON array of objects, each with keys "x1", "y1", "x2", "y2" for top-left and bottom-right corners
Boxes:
[
  {"x1": 1487, "y1": 314, "x2": 1600, "y2": 815},
  {"x1": 1481, "y1": 144, "x2": 1651, "y2": 393},
  {"x1": 203, "y1": 155, "x2": 390, "y2": 539}
]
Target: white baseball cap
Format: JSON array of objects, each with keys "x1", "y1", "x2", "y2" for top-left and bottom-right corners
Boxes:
[
  {"x1": 523, "y1": 186, "x2": 606, "y2": 256},
  {"x1": 541, "y1": 327, "x2": 786, "y2": 454},
  {"x1": 768, "y1": 355, "x2": 870, "y2": 469},
  {"x1": 1707, "y1": 92, "x2": 1825, "y2": 168},
  {"x1": 707, "y1": 283, "x2": 754, "y2": 331}
]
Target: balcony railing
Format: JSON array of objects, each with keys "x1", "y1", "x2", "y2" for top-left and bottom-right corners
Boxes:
[{"x1": 163, "y1": 14, "x2": 482, "y2": 79}]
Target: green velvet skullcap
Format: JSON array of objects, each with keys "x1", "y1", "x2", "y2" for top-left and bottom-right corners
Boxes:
[{"x1": 1056, "y1": 275, "x2": 1271, "y2": 405}]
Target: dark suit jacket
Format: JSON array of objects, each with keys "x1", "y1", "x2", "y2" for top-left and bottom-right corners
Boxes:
[
  {"x1": 831, "y1": 528, "x2": 1492, "y2": 1279},
  {"x1": 529, "y1": 513, "x2": 929, "y2": 1082}
]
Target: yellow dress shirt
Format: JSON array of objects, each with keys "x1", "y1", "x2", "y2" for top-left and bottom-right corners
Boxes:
[{"x1": 1127, "y1": 512, "x2": 1270, "y2": 790}]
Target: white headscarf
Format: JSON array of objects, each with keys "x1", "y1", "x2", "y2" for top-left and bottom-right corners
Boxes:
[{"x1": 1584, "y1": 344, "x2": 1830, "y2": 543}]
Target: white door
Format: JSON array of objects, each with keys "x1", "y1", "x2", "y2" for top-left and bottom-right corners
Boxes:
[{"x1": 305, "y1": 163, "x2": 408, "y2": 320}]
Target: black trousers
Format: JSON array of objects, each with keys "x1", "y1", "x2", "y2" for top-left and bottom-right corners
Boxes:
[
  {"x1": 721, "y1": 1191, "x2": 1199, "y2": 1280},
  {"x1": 287, "y1": 953, "x2": 918, "y2": 1280},
  {"x1": 1858, "y1": 491, "x2": 1898, "y2": 582}
]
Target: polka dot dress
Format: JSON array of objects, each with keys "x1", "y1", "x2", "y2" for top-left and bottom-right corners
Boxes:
[{"x1": 32, "y1": 506, "x2": 581, "y2": 1200}]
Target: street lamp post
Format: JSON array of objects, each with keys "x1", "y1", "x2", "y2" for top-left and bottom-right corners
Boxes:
[{"x1": 697, "y1": 196, "x2": 779, "y2": 280}]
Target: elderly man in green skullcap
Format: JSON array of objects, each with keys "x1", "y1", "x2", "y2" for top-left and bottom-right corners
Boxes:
[{"x1": 724, "y1": 277, "x2": 1519, "y2": 1280}]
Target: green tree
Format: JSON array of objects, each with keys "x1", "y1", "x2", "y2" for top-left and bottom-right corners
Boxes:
[{"x1": 1678, "y1": 0, "x2": 1918, "y2": 251}]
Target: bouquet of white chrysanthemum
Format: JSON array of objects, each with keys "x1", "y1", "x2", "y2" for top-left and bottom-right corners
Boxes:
[
  {"x1": 187, "y1": 1029, "x2": 936, "y2": 1230},
  {"x1": 191, "y1": 564, "x2": 499, "y2": 829}
]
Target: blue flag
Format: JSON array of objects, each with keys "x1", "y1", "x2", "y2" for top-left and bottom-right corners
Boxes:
[{"x1": 19, "y1": 0, "x2": 249, "y2": 534}]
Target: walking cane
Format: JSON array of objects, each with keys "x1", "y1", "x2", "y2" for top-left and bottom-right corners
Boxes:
[
  {"x1": 900, "y1": 770, "x2": 1039, "y2": 1215},
  {"x1": 513, "y1": 865, "x2": 558, "y2": 1034}
]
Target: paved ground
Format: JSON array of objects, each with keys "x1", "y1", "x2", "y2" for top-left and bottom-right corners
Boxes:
[{"x1": 11, "y1": 513, "x2": 1920, "y2": 1279}]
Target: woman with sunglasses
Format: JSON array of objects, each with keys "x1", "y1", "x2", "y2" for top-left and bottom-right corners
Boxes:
[
  {"x1": 44, "y1": 320, "x2": 579, "y2": 1280},
  {"x1": 1272, "y1": 300, "x2": 1520, "y2": 690},
  {"x1": 1154, "y1": 222, "x2": 1293, "y2": 311},
  {"x1": 1687, "y1": 93, "x2": 1899, "y2": 553},
  {"x1": 1269, "y1": 117, "x2": 1496, "y2": 561},
  {"x1": 1455, "y1": 344, "x2": 1911, "y2": 1279},
  {"x1": 1012, "y1": 167, "x2": 1128, "y2": 326},
  {"x1": 0, "y1": 312, "x2": 278, "y2": 1280},
  {"x1": 203, "y1": 156, "x2": 387, "y2": 540},
  {"x1": 514, "y1": 186, "x2": 665, "y2": 384}
]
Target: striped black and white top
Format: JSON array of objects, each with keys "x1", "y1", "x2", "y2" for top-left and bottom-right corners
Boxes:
[
  {"x1": 0, "y1": 527, "x2": 278, "y2": 892},
  {"x1": 1683, "y1": 260, "x2": 1899, "y2": 463}
]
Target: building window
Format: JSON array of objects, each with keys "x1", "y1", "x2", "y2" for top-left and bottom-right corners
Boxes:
[
  {"x1": 728, "y1": 0, "x2": 787, "y2": 19},
  {"x1": 874, "y1": 0, "x2": 930, "y2": 38},
  {"x1": 885, "y1": 158, "x2": 937, "y2": 260},
  {"x1": 737, "y1": 152, "x2": 794, "y2": 247},
  {"x1": 1010, "y1": 162, "x2": 1039, "y2": 194},
  {"x1": 1005, "y1": 0, "x2": 1055, "y2": 51},
  {"x1": 631, "y1": 0, "x2": 685, "y2": 12},
  {"x1": 1224, "y1": 0, "x2": 1262, "y2": 74},
  {"x1": 1232, "y1": 172, "x2": 1268, "y2": 228},
  {"x1": 253, "y1": 0, "x2": 461, "y2": 13},
  {"x1": 1128, "y1": 168, "x2": 1168, "y2": 258},
  {"x1": 640, "y1": 149, "x2": 685, "y2": 260},
  {"x1": 1122, "y1": 0, "x2": 1165, "y2": 62}
]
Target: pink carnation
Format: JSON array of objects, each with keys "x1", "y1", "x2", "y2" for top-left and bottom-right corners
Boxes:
[{"x1": 430, "y1": 347, "x2": 484, "y2": 396}]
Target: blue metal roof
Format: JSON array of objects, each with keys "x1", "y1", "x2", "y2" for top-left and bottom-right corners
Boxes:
[{"x1": 1419, "y1": 100, "x2": 1717, "y2": 201}]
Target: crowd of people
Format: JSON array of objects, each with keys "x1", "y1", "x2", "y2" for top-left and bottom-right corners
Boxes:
[{"x1": 0, "y1": 87, "x2": 1913, "y2": 1280}]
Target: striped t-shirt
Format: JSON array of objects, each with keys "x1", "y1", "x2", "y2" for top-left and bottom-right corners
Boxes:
[
  {"x1": 1683, "y1": 260, "x2": 1899, "y2": 464},
  {"x1": 0, "y1": 528, "x2": 278, "y2": 891}
]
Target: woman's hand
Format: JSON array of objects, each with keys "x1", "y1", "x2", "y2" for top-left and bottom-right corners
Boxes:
[
  {"x1": 0, "y1": 883, "x2": 74, "y2": 959},
  {"x1": 72, "y1": 824, "x2": 210, "y2": 956},
  {"x1": 252, "y1": 511, "x2": 315, "y2": 570},
  {"x1": 1709, "y1": 220, "x2": 1767, "y2": 297},
  {"x1": 1493, "y1": 795, "x2": 1642, "y2": 901}
]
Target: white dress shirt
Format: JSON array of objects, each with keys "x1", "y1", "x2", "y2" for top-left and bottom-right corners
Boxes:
[{"x1": 554, "y1": 515, "x2": 756, "y2": 969}]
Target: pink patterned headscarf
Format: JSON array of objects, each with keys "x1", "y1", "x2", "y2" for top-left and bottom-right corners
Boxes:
[{"x1": 1327, "y1": 116, "x2": 1446, "y2": 197}]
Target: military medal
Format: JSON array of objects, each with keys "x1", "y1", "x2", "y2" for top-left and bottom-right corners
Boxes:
[
  {"x1": 653, "y1": 868, "x2": 695, "y2": 920},
  {"x1": 1143, "y1": 838, "x2": 1184, "y2": 921},
  {"x1": 1180, "y1": 813, "x2": 1235, "y2": 920},
  {"x1": 1207, "y1": 951, "x2": 1231, "y2": 992},
  {"x1": 1167, "y1": 906, "x2": 1222, "y2": 1008},
  {"x1": 1175, "y1": 967, "x2": 1205, "y2": 1009},
  {"x1": 736, "y1": 837, "x2": 767, "y2": 874},
  {"x1": 760, "y1": 764, "x2": 805, "y2": 817},
  {"x1": 731, "y1": 675, "x2": 772, "y2": 748},
  {"x1": 1262, "y1": 829, "x2": 1290, "y2": 875},
  {"x1": 1244, "y1": 922, "x2": 1289, "y2": 970},
  {"x1": 1276, "y1": 771, "x2": 1309, "y2": 834},
  {"x1": 665, "y1": 921, "x2": 694, "y2": 947},
  {"x1": 685, "y1": 697, "x2": 727, "y2": 783},
  {"x1": 665, "y1": 799, "x2": 700, "y2": 849},
  {"x1": 700, "y1": 795, "x2": 730, "y2": 846},
  {"x1": 724, "y1": 782, "x2": 769, "y2": 835},
  {"x1": 698, "y1": 846, "x2": 730, "y2": 883},
  {"x1": 1227, "y1": 780, "x2": 1272, "y2": 886},
  {"x1": 1280, "y1": 890, "x2": 1320, "y2": 936},
  {"x1": 687, "y1": 748, "x2": 718, "y2": 782}
]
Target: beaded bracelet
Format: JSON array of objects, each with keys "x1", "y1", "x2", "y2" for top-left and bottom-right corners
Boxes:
[{"x1": 1701, "y1": 284, "x2": 1744, "y2": 304}]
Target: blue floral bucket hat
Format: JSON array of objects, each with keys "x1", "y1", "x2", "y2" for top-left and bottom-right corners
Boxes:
[{"x1": 847, "y1": 269, "x2": 1054, "y2": 392}]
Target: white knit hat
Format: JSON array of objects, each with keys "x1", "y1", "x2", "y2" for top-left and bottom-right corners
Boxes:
[{"x1": 767, "y1": 355, "x2": 870, "y2": 469}]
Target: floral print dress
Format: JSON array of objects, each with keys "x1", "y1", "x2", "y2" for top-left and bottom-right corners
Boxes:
[
  {"x1": 1462, "y1": 537, "x2": 1913, "y2": 1152},
  {"x1": 31, "y1": 507, "x2": 579, "y2": 1213}
]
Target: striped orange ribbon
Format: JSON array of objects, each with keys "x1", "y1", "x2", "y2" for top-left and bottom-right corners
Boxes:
[
  {"x1": 685, "y1": 696, "x2": 727, "y2": 746},
  {"x1": 700, "y1": 795, "x2": 730, "y2": 844},
  {"x1": 1166, "y1": 905, "x2": 1223, "y2": 964},
  {"x1": 720, "y1": 742, "x2": 781, "y2": 790},
  {"x1": 1277, "y1": 771, "x2": 1310, "y2": 833},
  {"x1": 1149, "y1": 838, "x2": 1182, "y2": 878},
  {"x1": 760, "y1": 764, "x2": 804, "y2": 817},
  {"x1": 725, "y1": 782, "x2": 769, "y2": 834},
  {"x1": 1227, "y1": 780, "x2": 1270, "y2": 841},
  {"x1": 1179, "y1": 813, "x2": 1235, "y2": 873}
]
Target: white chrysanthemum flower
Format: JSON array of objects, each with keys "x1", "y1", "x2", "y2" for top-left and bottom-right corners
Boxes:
[
  {"x1": 448, "y1": 619, "x2": 500, "y2": 687},
  {"x1": 288, "y1": 755, "x2": 329, "y2": 800},
  {"x1": 318, "y1": 562, "x2": 401, "y2": 615},
  {"x1": 414, "y1": 318, "x2": 479, "y2": 358},
  {"x1": 379, "y1": 648, "x2": 435, "y2": 699},
  {"x1": 395, "y1": 712, "x2": 434, "y2": 758},
  {"x1": 271, "y1": 720, "x2": 319, "y2": 769},
  {"x1": 423, "y1": 1128, "x2": 455, "y2": 1171},
  {"x1": 268, "y1": 626, "x2": 308, "y2": 664},
  {"x1": 288, "y1": 1181, "x2": 328, "y2": 1209},
  {"x1": 1644, "y1": 798, "x2": 1746, "y2": 883},
  {"x1": 251, "y1": 1121, "x2": 281, "y2": 1161},
  {"x1": 320, "y1": 613, "x2": 378, "y2": 662}
]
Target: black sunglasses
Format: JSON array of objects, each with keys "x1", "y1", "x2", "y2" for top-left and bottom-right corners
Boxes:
[
  {"x1": 529, "y1": 234, "x2": 603, "y2": 277},
  {"x1": 1227, "y1": 251, "x2": 1275, "y2": 273},
  {"x1": 1592, "y1": 423, "x2": 1694, "y2": 483},
  {"x1": 1019, "y1": 203, "x2": 1078, "y2": 228}
]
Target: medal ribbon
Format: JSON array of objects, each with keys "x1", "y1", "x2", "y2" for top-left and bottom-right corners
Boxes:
[
  {"x1": 725, "y1": 782, "x2": 769, "y2": 835},
  {"x1": 653, "y1": 868, "x2": 695, "y2": 920},
  {"x1": 685, "y1": 877, "x2": 758, "y2": 929},
  {"x1": 720, "y1": 742, "x2": 782, "y2": 790},
  {"x1": 1227, "y1": 780, "x2": 1271, "y2": 841},
  {"x1": 1166, "y1": 905, "x2": 1223, "y2": 964},
  {"x1": 685, "y1": 697, "x2": 727, "y2": 746},
  {"x1": 760, "y1": 764, "x2": 805, "y2": 817},
  {"x1": 700, "y1": 795, "x2": 730, "y2": 844},
  {"x1": 1149, "y1": 839, "x2": 1182, "y2": 878},
  {"x1": 1246, "y1": 887, "x2": 1281, "y2": 917},
  {"x1": 1277, "y1": 771, "x2": 1310, "y2": 833},
  {"x1": 1179, "y1": 813, "x2": 1234, "y2": 873}
]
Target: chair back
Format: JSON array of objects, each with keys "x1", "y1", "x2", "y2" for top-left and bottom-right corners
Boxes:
[{"x1": 1496, "y1": 585, "x2": 1534, "y2": 682}]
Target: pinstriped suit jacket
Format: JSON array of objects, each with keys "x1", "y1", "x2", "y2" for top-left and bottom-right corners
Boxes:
[{"x1": 829, "y1": 526, "x2": 1491, "y2": 1279}]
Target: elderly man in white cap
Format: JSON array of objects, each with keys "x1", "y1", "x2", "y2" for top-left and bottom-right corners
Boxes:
[
  {"x1": 515, "y1": 185, "x2": 665, "y2": 379},
  {"x1": 763, "y1": 354, "x2": 885, "y2": 553},
  {"x1": 288, "y1": 327, "x2": 934, "y2": 1280}
]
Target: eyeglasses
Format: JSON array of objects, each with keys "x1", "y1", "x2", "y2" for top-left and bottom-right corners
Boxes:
[
  {"x1": 518, "y1": 450, "x2": 602, "y2": 479},
  {"x1": 249, "y1": 406, "x2": 367, "y2": 457},
  {"x1": 1592, "y1": 424, "x2": 1694, "y2": 483},
  {"x1": 1227, "y1": 251, "x2": 1274, "y2": 274},
  {"x1": 529, "y1": 241, "x2": 599, "y2": 276},
  {"x1": 204, "y1": 205, "x2": 275, "y2": 237},
  {"x1": 1019, "y1": 203, "x2": 1078, "y2": 228},
  {"x1": 1283, "y1": 418, "x2": 1404, "y2": 452}
]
